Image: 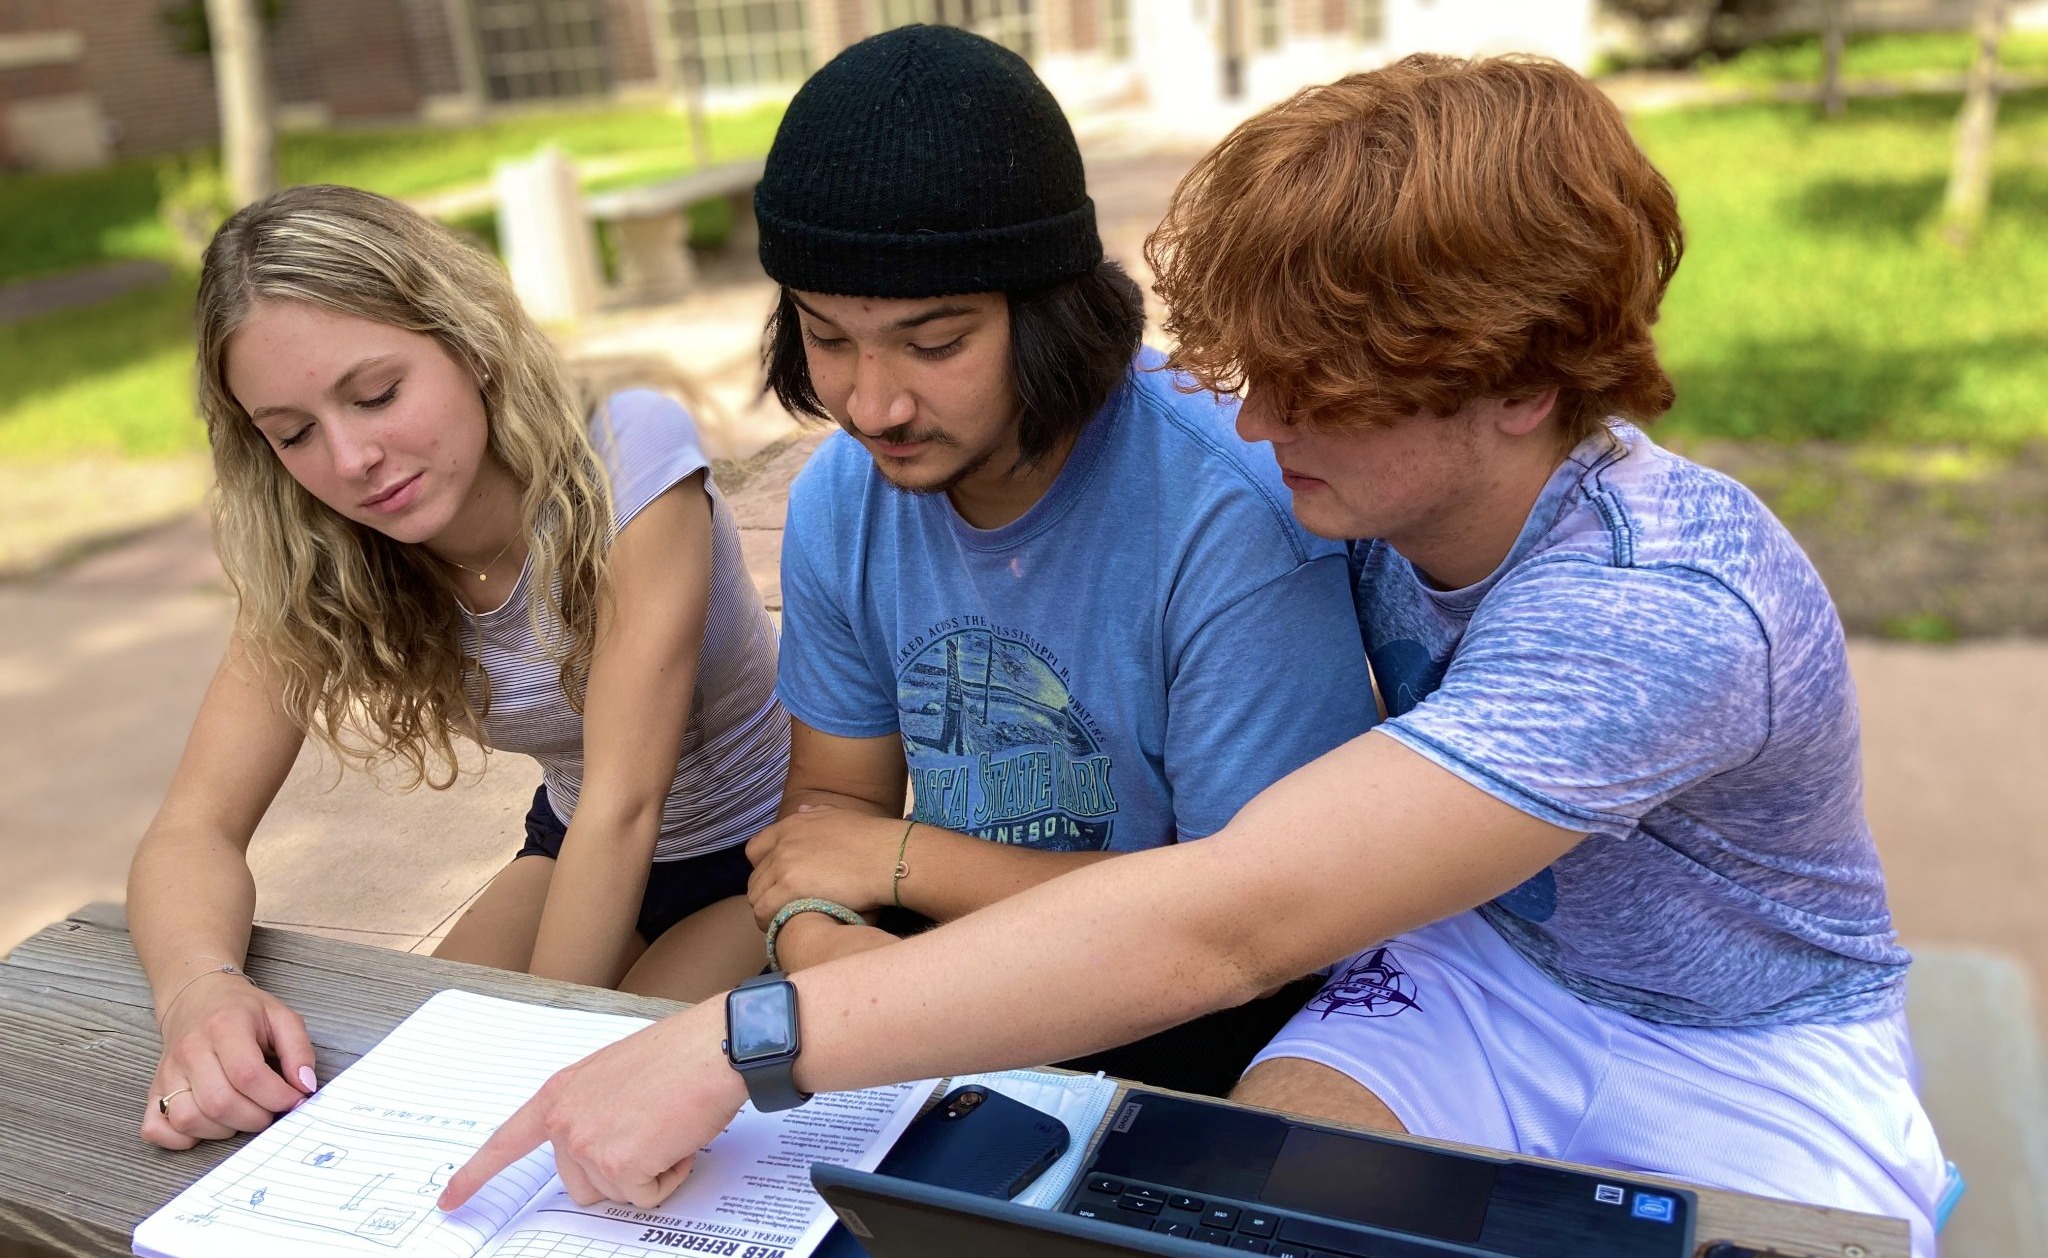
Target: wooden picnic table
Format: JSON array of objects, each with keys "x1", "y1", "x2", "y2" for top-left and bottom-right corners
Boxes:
[{"x1": 0, "y1": 904, "x2": 1912, "y2": 1258}]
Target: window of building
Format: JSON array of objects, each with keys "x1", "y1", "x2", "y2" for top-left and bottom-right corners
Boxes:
[
  {"x1": 672, "y1": 0, "x2": 812, "y2": 92},
  {"x1": 1254, "y1": 0, "x2": 1284, "y2": 51},
  {"x1": 1351, "y1": 0, "x2": 1384, "y2": 43},
  {"x1": 473, "y1": 0, "x2": 613, "y2": 102},
  {"x1": 1101, "y1": 0, "x2": 1132, "y2": 60},
  {"x1": 874, "y1": 0, "x2": 1037, "y2": 61}
]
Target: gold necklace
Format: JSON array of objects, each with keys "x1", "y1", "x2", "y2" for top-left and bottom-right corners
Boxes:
[{"x1": 437, "y1": 534, "x2": 518, "y2": 583}]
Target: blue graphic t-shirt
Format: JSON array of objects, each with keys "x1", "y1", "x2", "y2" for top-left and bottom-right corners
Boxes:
[
  {"x1": 1361, "y1": 423, "x2": 1908, "y2": 1027},
  {"x1": 779, "y1": 351, "x2": 1375, "y2": 853}
]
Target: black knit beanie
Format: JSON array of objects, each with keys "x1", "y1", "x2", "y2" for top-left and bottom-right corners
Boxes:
[{"x1": 755, "y1": 25, "x2": 1101, "y2": 298}]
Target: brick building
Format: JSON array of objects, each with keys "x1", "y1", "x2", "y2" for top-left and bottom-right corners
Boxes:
[{"x1": 1, "y1": 0, "x2": 1596, "y2": 170}]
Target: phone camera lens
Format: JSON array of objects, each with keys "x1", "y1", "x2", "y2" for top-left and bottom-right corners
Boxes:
[{"x1": 945, "y1": 1089, "x2": 986, "y2": 1118}]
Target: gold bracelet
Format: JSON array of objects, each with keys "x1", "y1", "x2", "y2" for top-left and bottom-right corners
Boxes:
[
  {"x1": 157, "y1": 957, "x2": 251, "y2": 1030},
  {"x1": 891, "y1": 819, "x2": 915, "y2": 910}
]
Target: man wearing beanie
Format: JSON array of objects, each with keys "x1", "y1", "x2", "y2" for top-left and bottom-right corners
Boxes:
[
  {"x1": 447, "y1": 57, "x2": 1943, "y2": 1252},
  {"x1": 731, "y1": 24, "x2": 1375, "y2": 1094}
]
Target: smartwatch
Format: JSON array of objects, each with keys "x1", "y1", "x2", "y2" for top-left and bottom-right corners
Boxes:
[{"x1": 723, "y1": 971, "x2": 810, "y2": 1111}]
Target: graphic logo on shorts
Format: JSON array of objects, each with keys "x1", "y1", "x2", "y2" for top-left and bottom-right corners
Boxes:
[
  {"x1": 897, "y1": 622, "x2": 1116, "y2": 851},
  {"x1": 1308, "y1": 947, "x2": 1422, "y2": 1019}
]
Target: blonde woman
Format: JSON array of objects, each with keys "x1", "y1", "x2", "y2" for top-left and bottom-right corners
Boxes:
[{"x1": 129, "y1": 185, "x2": 788, "y2": 1150}]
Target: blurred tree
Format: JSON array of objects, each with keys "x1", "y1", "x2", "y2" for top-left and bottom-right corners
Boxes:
[
  {"x1": 649, "y1": 0, "x2": 712, "y2": 169},
  {"x1": 159, "y1": 0, "x2": 287, "y2": 55},
  {"x1": 1601, "y1": 0, "x2": 1796, "y2": 67},
  {"x1": 1942, "y1": 0, "x2": 2010, "y2": 248},
  {"x1": 1819, "y1": 0, "x2": 1847, "y2": 115},
  {"x1": 204, "y1": 0, "x2": 275, "y2": 209}
]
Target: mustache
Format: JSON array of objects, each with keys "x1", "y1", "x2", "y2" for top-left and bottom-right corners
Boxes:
[{"x1": 841, "y1": 418, "x2": 956, "y2": 447}]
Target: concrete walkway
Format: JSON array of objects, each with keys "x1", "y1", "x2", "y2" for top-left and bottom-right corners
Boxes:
[
  {"x1": 0, "y1": 433, "x2": 817, "y2": 962},
  {"x1": 0, "y1": 259, "x2": 172, "y2": 327}
]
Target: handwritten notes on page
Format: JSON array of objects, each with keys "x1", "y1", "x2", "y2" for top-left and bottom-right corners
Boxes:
[{"x1": 133, "y1": 989, "x2": 935, "y2": 1258}]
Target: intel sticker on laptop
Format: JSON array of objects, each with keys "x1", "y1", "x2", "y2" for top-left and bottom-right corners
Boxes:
[{"x1": 1630, "y1": 1192, "x2": 1676, "y2": 1223}]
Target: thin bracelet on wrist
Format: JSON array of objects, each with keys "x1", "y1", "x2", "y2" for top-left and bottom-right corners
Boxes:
[
  {"x1": 157, "y1": 956, "x2": 253, "y2": 1030},
  {"x1": 891, "y1": 819, "x2": 915, "y2": 910},
  {"x1": 764, "y1": 897, "x2": 866, "y2": 972}
]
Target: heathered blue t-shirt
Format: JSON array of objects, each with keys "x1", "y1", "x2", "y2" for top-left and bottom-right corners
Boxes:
[
  {"x1": 779, "y1": 352, "x2": 1375, "y2": 852},
  {"x1": 1362, "y1": 423, "x2": 1908, "y2": 1027}
]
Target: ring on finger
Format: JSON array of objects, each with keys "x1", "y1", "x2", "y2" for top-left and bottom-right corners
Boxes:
[{"x1": 157, "y1": 1086, "x2": 194, "y2": 1117}]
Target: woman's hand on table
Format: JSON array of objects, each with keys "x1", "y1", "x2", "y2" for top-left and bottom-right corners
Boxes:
[
  {"x1": 440, "y1": 1000, "x2": 747, "y2": 1211},
  {"x1": 142, "y1": 973, "x2": 317, "y2": 1149}
]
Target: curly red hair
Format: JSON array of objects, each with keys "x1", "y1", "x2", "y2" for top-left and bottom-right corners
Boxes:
[{"x1": 1146, "y1": 54, "x2": 1683, "y2": 443}]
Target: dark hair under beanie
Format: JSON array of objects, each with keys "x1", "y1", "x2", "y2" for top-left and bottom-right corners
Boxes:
[{"x1": 755, "y1": 25, "x2": 1101, "y2": 298}]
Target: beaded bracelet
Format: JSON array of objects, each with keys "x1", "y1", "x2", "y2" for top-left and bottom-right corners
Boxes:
[{"x1": 764, "y1": 897, "x2": 865, "y2": 972}]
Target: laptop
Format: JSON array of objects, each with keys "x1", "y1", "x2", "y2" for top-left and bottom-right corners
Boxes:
[
  {"x1": 812, "y1": 1164, "x2": 1506, "y2": 1258},
  {"x1": 816, "y1": 1089, "x2": 1696, "y2": 1258}
]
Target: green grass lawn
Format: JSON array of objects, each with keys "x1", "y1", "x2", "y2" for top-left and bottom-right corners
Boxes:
[
  {"x1": 5, "y1": 90, "x2": 2048, "y2": 462},
  {"x1": 0, "y1": 271, "x2": 198, "y2": 461},
  {"x1": 0, "y1": 102, "x2": 785, "y2": 287},
  {"x1": 1703, "y1": 29, "x2": 2048, "y2": 87},
  {"x1": 0, "y1": 102, "x2": 785, "y2": 462},
  {"x1": 1635, "y1": 88, "x2": 2048, "y2": 448}
]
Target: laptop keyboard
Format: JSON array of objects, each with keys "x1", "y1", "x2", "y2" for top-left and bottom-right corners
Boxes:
[{"x1": 1066, "y1": 1174, "x2": 1491, "y2": 1258}]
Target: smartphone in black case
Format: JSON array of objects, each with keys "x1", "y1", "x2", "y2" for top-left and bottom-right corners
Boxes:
[{"x1": 815, "y1": 1085, "x2": 1071, "y2": 1258}]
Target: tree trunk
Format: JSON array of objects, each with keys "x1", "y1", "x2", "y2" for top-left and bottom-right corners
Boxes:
[
  {"x1": 205, "y1": 0, "x2": 275, "y2": 209},
  {"x1": 1941, "y1": 0, "x2": 2008, "y2": 249},
  {"x1": 1819, "y1": 0, "x2": 1847, "y2": 117},
  {"x1": 650, "y1": 0, "x2": 711, "y2": 170}
]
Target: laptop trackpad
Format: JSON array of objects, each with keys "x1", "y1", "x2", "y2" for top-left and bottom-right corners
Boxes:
[{"x1": 1262, "y1": 1125, "x2": 1497, "y2": 1244}]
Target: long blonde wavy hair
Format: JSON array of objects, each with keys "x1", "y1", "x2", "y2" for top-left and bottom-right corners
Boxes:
[{"x1": 195, "y1": 184, "x2": 613, "y2": 788}]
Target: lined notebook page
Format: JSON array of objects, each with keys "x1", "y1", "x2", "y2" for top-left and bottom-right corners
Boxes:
[{"x1": 134, "y1": 990, "x2": 651, "y2": 1258}]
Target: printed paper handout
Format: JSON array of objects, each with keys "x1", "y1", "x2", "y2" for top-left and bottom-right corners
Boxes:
[{"x1": 132, "y1": 990, "x2": 933, "y2": 1258}]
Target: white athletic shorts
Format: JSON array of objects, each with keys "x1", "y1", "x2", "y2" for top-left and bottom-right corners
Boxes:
[{"x1": 1248, "y1": 911, "x2": 1948, "y2": 1257}]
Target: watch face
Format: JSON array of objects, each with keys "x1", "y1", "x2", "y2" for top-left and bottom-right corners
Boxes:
[{"x1": 727, "y1": 982, "x2": 798, "y2": 1063}]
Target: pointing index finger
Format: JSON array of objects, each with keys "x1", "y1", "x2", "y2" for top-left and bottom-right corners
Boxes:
[{"x1": 439, "y1": 1100, "x2": 547, "y2": 1212}]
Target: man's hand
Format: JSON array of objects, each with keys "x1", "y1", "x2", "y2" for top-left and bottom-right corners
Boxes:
[
  {"x1": 745, "y1": 803, "x2": 903, "y2": 929},
  {"x1": 439, "y1": 1002, "x2": 747, "y2": 1212}
]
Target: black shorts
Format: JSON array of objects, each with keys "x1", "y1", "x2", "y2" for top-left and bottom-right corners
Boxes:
[
  {"x1": 515, "y1": 784, "x2": 754, "y2": 944},
  {"x1": 871, "y1": 907, "x2": 1323, "y2": 1098}
]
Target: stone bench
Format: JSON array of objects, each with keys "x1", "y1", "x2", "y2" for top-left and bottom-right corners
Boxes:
[
  {"x1": 492, "y1": 148, "x2": 766, "y2": 323},
  {"x1": 585, "y1": 158, "x2": 765, "y2": 305}
]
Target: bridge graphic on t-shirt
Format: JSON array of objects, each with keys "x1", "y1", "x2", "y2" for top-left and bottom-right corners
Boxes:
[{"x1": 898, "y1": 627, "x2": 1116, "y2": 851}]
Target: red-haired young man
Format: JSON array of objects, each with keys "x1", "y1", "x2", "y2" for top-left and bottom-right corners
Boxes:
[{"x1": 447, "y1": 56, "x2": 1945, "y2": 1254}]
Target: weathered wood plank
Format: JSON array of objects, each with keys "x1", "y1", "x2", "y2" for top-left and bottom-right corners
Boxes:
[
  {"x1": 0, "y1": 912, "x2": 686, "y2": 1257},
  {"x1": 0, "y1": 908, "x2": 1911, "y2": 1258}
]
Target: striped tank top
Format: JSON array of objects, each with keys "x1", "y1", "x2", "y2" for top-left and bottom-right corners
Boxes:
[{"x1": 462, "y1": 390, "x2": 788, "y2": 861}]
